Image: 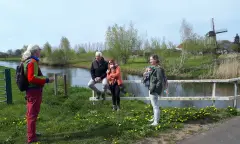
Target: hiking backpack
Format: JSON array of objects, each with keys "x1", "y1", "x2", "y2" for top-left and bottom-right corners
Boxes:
[{"x1": 16, "y1": 62, "x2": 29, "y2": 92}]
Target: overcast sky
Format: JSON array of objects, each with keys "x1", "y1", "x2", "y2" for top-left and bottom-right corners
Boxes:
[{"x1": 0, "y1": 0, "x2": 238, "y2": 52}]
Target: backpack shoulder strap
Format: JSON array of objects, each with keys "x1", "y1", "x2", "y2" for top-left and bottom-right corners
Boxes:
[{"x1": 22, "y1": 58, "x2": 32, "y2": 75}]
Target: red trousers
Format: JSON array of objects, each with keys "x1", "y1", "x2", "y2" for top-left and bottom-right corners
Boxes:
[{"x1": 26, "y1": 88, "x2": 42, "y2": 143}]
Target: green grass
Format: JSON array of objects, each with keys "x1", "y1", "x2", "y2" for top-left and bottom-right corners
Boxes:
[
  {"x1": 0, "y1": 57, "x2": 20, "y2": 62},
  {"x1": 184, "y1": 55, "x2": 213, "y2": 68},
  {"x1": 0, "y1": 66, "x2": 239, "y2": 144}
]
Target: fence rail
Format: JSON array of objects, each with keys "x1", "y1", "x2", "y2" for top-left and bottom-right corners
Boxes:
[
  {"x1": 123, "y1": 78, "x2": 240, "y2": 83},
  {"x1": 89, "y1": 77, "x2": 240, "y2": 108},
  {"x1": 0, "y1": 69, "x2": 12, "y2": 104}
]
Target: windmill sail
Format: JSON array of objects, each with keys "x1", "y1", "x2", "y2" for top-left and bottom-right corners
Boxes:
[{"x1": 215, "y1": 29, "x2": 228, "y2": 34}]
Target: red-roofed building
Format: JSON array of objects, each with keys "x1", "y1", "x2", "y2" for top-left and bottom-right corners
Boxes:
[{"x1": 176, "y1": 43, "x2": 183, "y2": 50}]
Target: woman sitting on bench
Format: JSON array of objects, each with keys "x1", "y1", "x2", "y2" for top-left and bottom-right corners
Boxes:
[{"x1": 107, "y1": 60, "x2": 123, "y2": 111}]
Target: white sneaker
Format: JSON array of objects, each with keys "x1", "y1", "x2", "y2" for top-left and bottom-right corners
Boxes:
[
  {"x1": 148, "y1": 118, "x2": 154, "y2": 122},
  {"x1": 150, "y1": 122, "x2": 158, "y2": 126}
]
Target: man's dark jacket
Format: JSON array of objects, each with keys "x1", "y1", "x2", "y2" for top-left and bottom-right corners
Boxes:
[{"x1": 90, "y1": 58, "x2": 108, "y2": 80}]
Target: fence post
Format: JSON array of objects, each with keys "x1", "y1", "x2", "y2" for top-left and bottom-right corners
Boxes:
[
  {"x1": 234, "y1": 81, "x2": 238, "y2": 108},
  {"x1": 63, "y1": 74, "x2": 67, "y2": 96},
  {"x1": 54, "y1": 74, "x2": 57, "y2": 95},
  {"x1": 5, "y1": 69, "x2": 12, "y2": 104},
  {"x1": 212, "y1": 82, "x2": 216, "y2": 106},
  {"x1": 92, "y1": 90, "x2": 95, "y2": 105}
]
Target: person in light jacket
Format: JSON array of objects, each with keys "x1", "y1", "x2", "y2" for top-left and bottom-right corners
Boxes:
[{"x1": 143, "y1": 54, "x2": 164, "y2": 126}]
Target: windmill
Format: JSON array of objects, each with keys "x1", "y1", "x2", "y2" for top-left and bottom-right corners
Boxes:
[
  {"x1": 234, "y1": 34, "x2": 239, "y2": 44},
  {"x1": 205, "y1": 18, "x2": 228, "y2": 54}
]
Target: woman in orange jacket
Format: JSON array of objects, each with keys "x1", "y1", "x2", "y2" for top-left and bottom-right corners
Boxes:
[
  {"x1": 22, "y1": 44, "x2": 54, "y2": 144},
  {"x1": 107, "y1": 60, "x2": 123, "y2": 111}
]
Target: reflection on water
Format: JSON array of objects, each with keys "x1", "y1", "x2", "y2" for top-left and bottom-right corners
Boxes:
[{"x1": 0, "y1": 61, "x2": 239, "y2": 108}]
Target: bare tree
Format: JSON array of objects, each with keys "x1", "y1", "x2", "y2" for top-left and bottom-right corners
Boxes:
[{"x1": 179, "y1": 19, "x2": 194, "y2": 68}]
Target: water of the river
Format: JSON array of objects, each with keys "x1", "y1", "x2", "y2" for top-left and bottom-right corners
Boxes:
[{"x1": 1, "y1": 61, "x2": 239, "y2": 108}]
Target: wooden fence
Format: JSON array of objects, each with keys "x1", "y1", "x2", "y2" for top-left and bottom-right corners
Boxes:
[
  {"x1": 53, "y1": 73, "x2": 67, "y2": 96},
  {"x1": 89, "y1": 77, "x2": 240, "y2": 108},
  {"x1": 0, "y1": 69, "x2": 12, "y2": 104}
]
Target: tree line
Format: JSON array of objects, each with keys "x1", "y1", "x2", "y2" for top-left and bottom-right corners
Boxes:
[{"x1": 1, "y1": 19, "x2": 240, "y2": 65}]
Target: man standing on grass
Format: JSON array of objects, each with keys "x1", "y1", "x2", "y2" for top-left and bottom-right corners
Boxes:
[
  {"x1": 21, "y1": 44, "x2": 54, "y2": 143},
  {"x1": 88, "y1": 51, "x2": 108, "y2": 99}
]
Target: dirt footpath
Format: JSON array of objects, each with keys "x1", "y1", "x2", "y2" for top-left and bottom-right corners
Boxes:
[{"x1": 137, "y1": 117, "x2": 240, "y2": 144}]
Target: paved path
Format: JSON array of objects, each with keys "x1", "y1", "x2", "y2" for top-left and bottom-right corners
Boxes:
[{"x1": 178, "y1": 116, "x2": 240, "y2": 144}]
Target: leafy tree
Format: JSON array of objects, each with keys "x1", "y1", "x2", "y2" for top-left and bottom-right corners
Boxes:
[
  {"x1": 231, "y1": 43, "x2": 240, "y2": 53},
  {"x1": 49, "y1": 49, "x2": 65, "y2": 64},
  {"x1": 14, "y1": 49, "x2": 22, "y2": 56},
  {"x1": 77, "y1": 47, "x2": 86, "y2": 54},
  {"x1": 21, "y1": 45, "x2": 28, "y2": 53},
  {"x1": 105, "y1": 22, "x2": 139, "y2": 64},
  {"x1": 60, "y1": 36, "x2": 71, "y2": 64},
  {"x1": 74, "y1": 44, "x2": 86, "y2": 54},
  {"x1": 150, "y1": 37, "x2": 161, "y2": 49},
  {"x1": 7, "y1": 49, "x2": 13, "y2": 55},
  {"x1": 42, "y1": 42, "x2": 52, "y2": 57}
]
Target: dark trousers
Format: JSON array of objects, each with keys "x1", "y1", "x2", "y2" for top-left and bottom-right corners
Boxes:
[{"x1": 109, "y1": 82, "x2": 120, "y2": 106}]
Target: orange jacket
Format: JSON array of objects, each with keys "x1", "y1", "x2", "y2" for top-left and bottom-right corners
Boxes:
[{"x1": 107, "y1": 65, "x2": 123, "y2": 85}]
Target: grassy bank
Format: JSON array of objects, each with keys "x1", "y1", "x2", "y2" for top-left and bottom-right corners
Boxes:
[
  {"x1": 0, "y1": 54, "x2": 213, "y2": 79},
  {"x1": 0, "y1": 53, "x2": 239, "y2": 79},
  {"x1": 50, "y1": 53, "x2": 215, "y2": 78},
  {"x1": 0, "y1": 57, "x2": 20, "y2": 62},
  {"x1": 0, "y1": 66, "x2": 239, "y2": 144}
]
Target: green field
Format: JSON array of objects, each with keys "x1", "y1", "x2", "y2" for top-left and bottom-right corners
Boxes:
[{"x1": 0, "y1": 66, "x2": 239, "y2": 144}]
